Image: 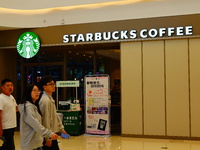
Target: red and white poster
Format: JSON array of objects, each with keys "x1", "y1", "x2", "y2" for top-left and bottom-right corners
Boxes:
[{"x1": 85, "y1": 75, "x2": 110, "y2": 135}]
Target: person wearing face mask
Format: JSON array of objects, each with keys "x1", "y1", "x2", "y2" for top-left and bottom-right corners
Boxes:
[
  {"x1": 18, "y1": 84, "x2": 58, "y2": 150},
  {"x1": 0, "y1": 79, "x2": 17, "y2": 150}
]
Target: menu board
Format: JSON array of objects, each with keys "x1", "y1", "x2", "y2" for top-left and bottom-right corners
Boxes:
[{"x1": 85, "y1": 75, "x2": 110, "y2": 135}]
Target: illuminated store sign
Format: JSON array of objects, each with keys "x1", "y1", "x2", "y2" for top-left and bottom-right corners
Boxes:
[
  {"x1": 16, "y1": 32, "x2": 40, "y2": 59},
  {"x1": 63, "y1": 26, "x2": 193, "y2": 43}
]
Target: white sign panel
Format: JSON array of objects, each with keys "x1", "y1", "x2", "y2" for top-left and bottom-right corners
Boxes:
[{"x1": 56, "y1": 81, "x2": 79, "y2": 87}]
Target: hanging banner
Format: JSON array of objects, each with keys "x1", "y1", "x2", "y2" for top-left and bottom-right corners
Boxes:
[{"x1": 85, "y1": 74, "x2": 110, "y2": 135}]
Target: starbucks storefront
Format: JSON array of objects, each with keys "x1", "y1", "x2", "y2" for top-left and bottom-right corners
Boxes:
[{"x1": 1, "y1": 13, "x2": 200, "y2": 139}]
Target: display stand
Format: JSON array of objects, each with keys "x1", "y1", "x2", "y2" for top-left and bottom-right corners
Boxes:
[
  {"x1": 84, "y1": 74, "x2": 111, "y2": 137},
  {"x1": 56, "y1": 80, "x2": 79, "y2": 110},
  {"x1": 57, "y1": 110, "x2": 82, "y2": 135},
  {"x1": 56, "y1": 80, "x2": 82, "y2": 135}
]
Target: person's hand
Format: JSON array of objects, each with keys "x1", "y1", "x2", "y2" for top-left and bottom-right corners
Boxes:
[
  {"x1": 50, "y1": 133, "x2": 59, "y2": 140},
  {"x1": 62, "y1": 130, "x2": 67, "y2": 134},
  {"x1": 45, "y1": 140, "x2": 52, "y2": 147}
]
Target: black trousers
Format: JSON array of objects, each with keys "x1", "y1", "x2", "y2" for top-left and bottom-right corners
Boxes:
[
  {"x1": 0, "y1": 128, "x2": 15, "y2": 150},
  {"x1": 43, "y1": 139, "x2": 59, "y2": 150}
]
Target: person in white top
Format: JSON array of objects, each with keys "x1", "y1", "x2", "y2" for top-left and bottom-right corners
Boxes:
[{"x1": 0, "y1": 79, "x2": 17, "y2": 150}]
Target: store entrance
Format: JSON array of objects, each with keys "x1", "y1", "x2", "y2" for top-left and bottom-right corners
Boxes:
[{"x1": 17, "y1": 43, "x2": 121, "y2": 134}]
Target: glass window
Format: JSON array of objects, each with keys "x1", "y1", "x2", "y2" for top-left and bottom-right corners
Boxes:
[
  {"x1": 26, "y1": 66, "x2": 62, "y2": 84},
  {"x1": 23, "y1": 47, "x2": 64, "y2": 63},
  {"x1": 66, "y1": 50, "x2": 94, "y2": 80},
  {"x1": 65, "y1": 49, "x2": 94, "y2": 103}
]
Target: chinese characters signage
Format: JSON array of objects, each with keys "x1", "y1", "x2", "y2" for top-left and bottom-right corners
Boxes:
[{"x1": 85, "y1": 75, "x2": 110, "y2": 135}]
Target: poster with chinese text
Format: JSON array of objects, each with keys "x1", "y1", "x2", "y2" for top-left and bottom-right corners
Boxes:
[{"x1": 85, "y1": 75, "x2": 110, "y2": 135}]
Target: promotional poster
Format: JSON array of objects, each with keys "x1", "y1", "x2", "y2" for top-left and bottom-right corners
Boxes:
[{"x1": 85, "y1": 75, "x2": 110, "y2": 135}]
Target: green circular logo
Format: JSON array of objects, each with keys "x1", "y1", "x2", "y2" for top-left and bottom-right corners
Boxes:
[{"x1": 16, "y1": 32, "x2": 40, "y2": 59}]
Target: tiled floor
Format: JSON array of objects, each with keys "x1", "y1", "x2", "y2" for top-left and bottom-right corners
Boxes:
[{"x1": 1, "y1": 131, "x2": 200, "y2": 150}]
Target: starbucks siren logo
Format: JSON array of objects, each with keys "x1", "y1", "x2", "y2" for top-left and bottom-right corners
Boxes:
[{"x1": 16, "y1": 32, "x2": 40, "y2": 59}]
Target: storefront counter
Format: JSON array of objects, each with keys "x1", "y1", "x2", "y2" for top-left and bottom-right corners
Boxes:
[{"x1": 57, "y1": 110, "x2": 83, "y2": 136}]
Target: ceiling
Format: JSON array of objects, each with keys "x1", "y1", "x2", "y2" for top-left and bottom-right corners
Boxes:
[{"x1": 1, "y1": 0, "x2": 199, "y2": 32}]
